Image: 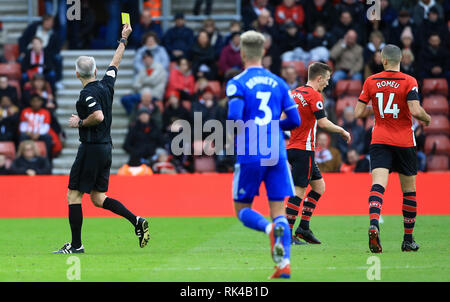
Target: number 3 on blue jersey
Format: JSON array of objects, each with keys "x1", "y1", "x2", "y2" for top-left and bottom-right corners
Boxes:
[{"x1": 255, "y1": 91, "x2": 272, "y2": 126}]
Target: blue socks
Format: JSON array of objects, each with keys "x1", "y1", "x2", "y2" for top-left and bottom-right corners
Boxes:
[
  {"x1": 273, "y1": 215, "x2": 291, "y2": 262},
  {"x1": 238, "y1": 208, "x2": 271, "y2": 233}
]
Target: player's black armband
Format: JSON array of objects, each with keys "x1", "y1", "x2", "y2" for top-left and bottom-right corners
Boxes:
[
  {"x1": 406, "y1": 89, "x2": 420, "y2": 101},
  {"x1": 358, "y1": 99, "x2": 368, "y2": 104},
  {"x1": 314, "y1": 110, "x2": 326, "y2": 120}
]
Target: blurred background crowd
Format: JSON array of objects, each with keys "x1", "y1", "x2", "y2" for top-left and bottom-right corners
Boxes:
[{"x1": 0, "y1": 0, "x2": 449, "y2": 176}]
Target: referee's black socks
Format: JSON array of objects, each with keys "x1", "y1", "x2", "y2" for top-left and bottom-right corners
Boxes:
[
  {"x1": 69, "y1": 204, "x2": 83, "y2": 249},
  {"x1": 103, "y1": 197, "x2": 138, "y2": 226}
]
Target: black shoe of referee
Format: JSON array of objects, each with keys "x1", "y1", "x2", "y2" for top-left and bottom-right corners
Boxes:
[
  {"x1": 135, "y1": 216, "x2": 150, "y2": 248},
  {"x1": 295, "y1": 226, "x2": 321, "y2": 244},
  {"x1": 401, "y1": 238, "x2": 419, "y2": 252},
  {"x1": 53, "y1": 243, "x2": 85, "y2": 254}
]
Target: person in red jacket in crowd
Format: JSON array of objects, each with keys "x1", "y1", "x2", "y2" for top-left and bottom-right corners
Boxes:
[
  {"x1": 18, "y1": 94, "x2": 53, "y2": 159},
  {"x1": 165, "y1": 56, "x2": 195, "y2": 100},
  {"x1": 218, "y1": 32, "x2": 243, "y2": 76},
  {"x1": 275, "y1": 0, "x2": 305, "y2": 28}
]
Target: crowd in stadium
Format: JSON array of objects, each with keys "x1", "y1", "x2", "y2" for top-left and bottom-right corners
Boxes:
[{"x1": 0, "y1": 0, "x2": 449, "y2": 175}]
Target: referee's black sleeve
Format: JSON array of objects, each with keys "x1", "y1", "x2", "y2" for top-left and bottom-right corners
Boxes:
[{"x1": 101, "y1": 66, "x2": 118, "y2": 92}]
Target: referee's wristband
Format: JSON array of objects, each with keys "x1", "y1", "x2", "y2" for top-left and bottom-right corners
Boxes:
[
  {"x1": 118, "y1": 38, "x2": 128, "y2": 46},
  {"x1": 78, "y1": 119, "x2": 83, "y2": 128}
]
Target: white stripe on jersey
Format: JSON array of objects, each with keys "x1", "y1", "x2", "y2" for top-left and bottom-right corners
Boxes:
[
  {"x1": 306, "y1": 129, "x2": 312, "y2": 151},
  {"x1": 232, "y1": 163, "x2": 241, "y2": 200}
]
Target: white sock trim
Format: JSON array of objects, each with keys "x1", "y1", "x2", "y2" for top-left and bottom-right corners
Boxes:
[{"x1": 265, "y1": 223, "x2": 273, "y2": 235}]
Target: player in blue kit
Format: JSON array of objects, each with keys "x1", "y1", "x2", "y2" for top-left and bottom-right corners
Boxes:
[{"x1": 226, "y1": 30, "x2": 301, "y2": 279}]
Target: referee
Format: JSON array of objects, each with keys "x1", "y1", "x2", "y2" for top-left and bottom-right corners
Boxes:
[{"x1": 54, "y1": 24, "x2": 149, "y2": 254}]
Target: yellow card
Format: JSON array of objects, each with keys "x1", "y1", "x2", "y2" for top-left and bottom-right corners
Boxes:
[{"x1": 121, "y1": 12, "x2": 130, "y2": 24}]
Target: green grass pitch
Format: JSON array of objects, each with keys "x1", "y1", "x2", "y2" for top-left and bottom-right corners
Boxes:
[{"x1": 0, "y1": 215, "x2": 449, "y2": 282}]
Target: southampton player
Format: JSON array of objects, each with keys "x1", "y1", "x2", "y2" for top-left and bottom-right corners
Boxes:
[
  {"x1": 226, "y1": 31, "x2": 301, "y2": 279},
  {"x1": 355, "y1": 44, "x2": 431, "y2": 253},
  {"x1": 286, "y1": 62, "x2": 351, "y2": 244},
  {"x1": 53, "y1": 24, "x2": 150, "y2": 254}
]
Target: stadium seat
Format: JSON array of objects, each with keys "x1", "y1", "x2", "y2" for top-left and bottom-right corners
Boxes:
[
  {"x1": 336, "y1": 96, "x2": 358, "y2": 117},
  {"x1": 3, "y1": 44, "x2": 19, "y2": 62},
  {"x1": 7, "y1": 80, "x2": 21, "y2": 100},
  {"x1": 282, "y1": 61, "x2": 307, "y2": 79},
  {"x1": 0, "y1": 63, "x2": 21, "y2": 81},
  {"x1": 424, "y1": 115, "x2": 450, "y2": 135},
  {"x1": 0, "y1": 141, "x2": 15, "y2": 159},
  {"x1": 194, "y1": 156, "x2": 216, "y2": 173},
  {"x1": 427, "y1": 155, "x2": 449, "y2": 171},
  {"x1": 34, "y1": 141, "x2": 47, "y2": 158},
  {"x1": 422, "y1": 95, "x2": 449, "y2": 115},
  {"x1": 424, "y1": 135, "x2": 450, "y2": 155},
  {"x1": 335, "y1": 80, "x2": 362, "y2": 97},
  {"x1": 422, "y1": 78, "x2": 448, "y2": 96}
]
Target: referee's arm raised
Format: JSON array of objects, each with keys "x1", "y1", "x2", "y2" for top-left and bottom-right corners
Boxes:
[{"x1": 109, "y1": 23, "x2": 132, "y2": 70}]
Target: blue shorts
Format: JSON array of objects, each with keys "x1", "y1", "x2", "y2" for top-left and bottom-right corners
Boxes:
[{"x1": 232, "y1": 160, "x2": 295, "y2": 203}]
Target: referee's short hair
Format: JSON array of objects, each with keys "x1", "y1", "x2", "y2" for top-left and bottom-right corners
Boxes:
[
  {"x1": 240, "y1": 30, "x2": 265, "y2": 61},
  {"x1": 75, "y1": 56, "x2": 96, "y2": 79},
  {"x1": 381, "y1": 44, "x2": 402, "y2": 65}
]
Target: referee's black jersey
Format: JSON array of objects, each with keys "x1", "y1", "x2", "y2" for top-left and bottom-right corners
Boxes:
[{"x1": 76, "y1": 65, "x2": 117, "y2": 143}]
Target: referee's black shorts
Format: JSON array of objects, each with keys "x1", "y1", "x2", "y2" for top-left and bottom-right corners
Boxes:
[
  {"x1": 287, "y1": 148, "x2": 323, "y2": 188},
  {"x1": 68, "y1": 142, "x2": 112, "y2": 193},
  {"x1": 369, "y1": 144, "x2": 417, "y2": 176}
]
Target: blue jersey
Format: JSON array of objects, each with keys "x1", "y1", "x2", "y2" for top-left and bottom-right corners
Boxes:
[{"x1": 226, "y1": 66, "x2": 297, "y2": 165}]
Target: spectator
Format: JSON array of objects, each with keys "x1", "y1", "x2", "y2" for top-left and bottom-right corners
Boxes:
[
  {"x1": 166, "y1": 57, "x2": 196, "y2": 100},
  {"x1": 419, "y1": 6, "x2": 447, "y2": 41},
  {"x1": 22, "y1": 73, "x2": 55, "y2": 110},
  {"x1": 223, "y1": 20, "x2": 242, "y2": 45},
  {"x1": 202, "y1": 19, "x2": 224, "y2": 59},
  {"x1": 329, "y1": 10, "x2": 363, "y2": 47},
  {"x1": 337, "y1": 106, "x2": 365, "y2": 161},
  {"x1": 388, "y1": 9, "x2": 418, "y2": 47},
  {"x1": 380, "y1": 0, "x2": 398, "y2": 26},
  {"x1": 275, "y1": 0, "x2": 305, "y2": 28},
  {"x1": 363, "y1": 30, "x2": 386, "y2": 63},
  {"x1": 163, "y1": 90, "x2": 191, "y2": 133},
  {"x1": 189, "y1": 30, "x2": 217, "y2": 80},
  {"x1": 281, "y1": 65, "x2": 301, "y2": 90},
  {"x1": 134, "y1": 32, "x2": 170, "y2": 73},
  {"x1": 279, "y1": 21, "x2": 306, "y2": 55},
  {"x1": 399, "y1": 26, "x2": 419, "y2": 57},
  {"x1": 261, "y1": 33, "x2": 281, "y2": 75},
  {"x1": 123, "y1": 108, "x2": 164, "y2": 164},
  {"x1": 340, "y1": 148, "x2": 370, "y2": 172},
  {"x1": 21, "y1": 37, "x2": 57, "y2": 90},
  {"x1": 315, "y1": 131, "x2": 342, "y2": 172},
  {"x1": 364, "y1": 51, "x2": 384, "y2": 79},
  {"x1": 162, "y1": 12, "x2": 195, "y2": 60},
  {"x1": 193, "y1": 0, "x2": 213, "y2": 16},
  {"x1": 0, "y1": 95, "x2": 19, "y2": 142},
  {"x1": 330, "y1": 29, "x2": 364, "y2": 84},
  {"x1": 133, "y1": 50, "x2": 167, "y2": 100},
  {"x1": 412, "y1": 120, "x2": 426, "y2": 172},
  {"x1": 117, "y1": 156, "x2": 154, "y2": 176},
  {"x1": 192, "y1": 86, "x2": 219, "y2": 126},
  {"x1": 0, "y1": 154, "x2": 11, "y2": 175},
  {"x1": 412, "y1": 0, "x2": 444, "y2": 27},
  {"x1": 152, "y1": 148, "x2": 177, "y2": 174},
  {"x1": 18, "y1": 14, "x2": 61, "y2": 58},
  {"x1": 304, "y1": 0, "x2": 337, "y2": 32},
  {"x1": 400, "y1": 48, "x2": 417, "y2": 78},
  {"x1": 250, "y1": 8, "x2": 279, "y2": 42},
  {"x1": 11, "y1": 140, "x2": 51, "y2": 175},
  {"x1": 18, "y1": 95, "x2": 53, "y2": 158},
  {"x1": 335, "y1": 0, "x2": 366, "y2": 26},
  {"x1": 242, "y1": 0, "x2": 275, "y2": 30},
  {"x1": 0, "y1": 75, "x2": 19, "y2": 107},
  {"x1": 305, "y1": 23, "x2": 333, "y2": 51},
  {"x1": 129, "y1": 88, "x2": 163, "y2": 130},
  {"x1": 418, "y1": 33, "x2": 450, "y2": 84},
  {"x1": 129, "y1": 9, "x2": 163, "y2": 48},
  {"x1": 218, "y1": 32, "x2": 243, "y2": 76}
]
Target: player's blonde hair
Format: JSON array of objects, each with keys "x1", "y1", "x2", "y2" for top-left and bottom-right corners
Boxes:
[{"x1": 240, "y1": 30, "x2": 265, "y2": 61}]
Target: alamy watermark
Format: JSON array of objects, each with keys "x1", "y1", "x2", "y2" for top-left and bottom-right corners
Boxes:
[
  {"x1": 169, "y1": 113, "x2": 281, "y2": 166},
  {"x1": 366, "y1": 256, "x2": 381, "y2": 280},
  {"x1": 66, "y1": 256, "x2": 81, "y2": 280},
  {"x1": 66, "y1": 0, "x2": 81, "y2": 21},
  {"x1": 366, "y1": 0, "x2": 381, "y2": 21}
]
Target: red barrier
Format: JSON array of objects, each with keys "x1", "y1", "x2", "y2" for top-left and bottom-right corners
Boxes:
[{"x1": 0, "y1": 173, "x2": 449, "y2": 218}]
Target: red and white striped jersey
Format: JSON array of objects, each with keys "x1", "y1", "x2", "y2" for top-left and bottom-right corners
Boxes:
[{"x1": 287, "y1": 85, "x2": 326, "y2": 151}]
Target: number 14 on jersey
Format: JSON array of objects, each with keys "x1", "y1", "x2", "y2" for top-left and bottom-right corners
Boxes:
[{"x1": 375, "y1": 92, "x2": 400, "y2": 119}]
